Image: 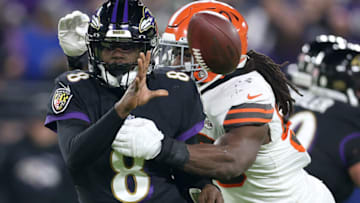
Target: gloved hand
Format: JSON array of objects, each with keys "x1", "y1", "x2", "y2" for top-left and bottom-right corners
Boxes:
[
  {"x1": 58, "y1": 10, "x2": 89, "y2": 57},
  {"x1": 112, "y1": 118, "x2": 164, "y2": 160}
]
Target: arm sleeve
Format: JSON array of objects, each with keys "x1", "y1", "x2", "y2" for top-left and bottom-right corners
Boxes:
[
  {"x1": 223, "y1": 103, "x2": 274, "y2": 131},
  {"x1": 221, "y1": 74, "x2": 275, "y2": 132},
  {"x1": 66, "y1": 52, "x2": 88, "y2": 70},
  {"x1": 44, "y1": 72, "x2": 92, "y2": 132},
  {"x1": 57, "y1": 107, "x2": 124, "y2": 171}
]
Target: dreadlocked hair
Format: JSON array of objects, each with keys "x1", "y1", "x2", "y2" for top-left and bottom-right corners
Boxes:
[{"x1": 245, "y1": 50, "x2": 301, "y2": 117}]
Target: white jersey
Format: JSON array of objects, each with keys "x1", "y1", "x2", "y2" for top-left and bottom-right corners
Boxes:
[{"x1": 198, "y1": 71, "x2": 334, "y2": 203}]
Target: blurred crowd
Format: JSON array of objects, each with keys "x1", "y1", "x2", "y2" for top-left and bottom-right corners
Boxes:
[{"x1": 0, "y1": 0, "x2": 359, "y2": 202}]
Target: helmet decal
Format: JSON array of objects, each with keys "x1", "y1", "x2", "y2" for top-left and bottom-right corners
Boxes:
[
  {"x1": 111, "y1": 0, "x2": 128, "y2": 23},
  {"x1": 139, "y1": 7, "x2": 155, "y2": 33},
  {"x1": 90, "y1": 14, "x2": 101, "y2": 30}
]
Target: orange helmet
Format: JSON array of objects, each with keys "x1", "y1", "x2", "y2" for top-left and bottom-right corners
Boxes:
[{"x1": 156, "y1": 0, "x2": 248, "y2": 82}]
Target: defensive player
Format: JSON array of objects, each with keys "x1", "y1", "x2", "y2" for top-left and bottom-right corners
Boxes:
[
  {"x1": 288, "y1": 35, "x2": 360, "y2": 202},
  {"x1": 113, "y1": 1, "x2": 336, "y2": 202},
  {"x1": 45, "y1": 0, "x2": 222, "y2": 202}
]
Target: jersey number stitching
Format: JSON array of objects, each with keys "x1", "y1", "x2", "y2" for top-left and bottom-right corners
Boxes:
[
  {"x1": 111, "y1": 151, "x2": 150, "y2": 202},
  {"x1": 67, "y1": 72, "x2": 90, "y2": 82},
  {"x1": 166, "y1": 71, "x2": 190, "y2": 82}
]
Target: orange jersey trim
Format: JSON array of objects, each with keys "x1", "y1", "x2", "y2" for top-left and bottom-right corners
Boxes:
[
  {"x1": 216, "y1": 174, "x2": 247, "y2": 188},
  {"x1": 194, "y1": 71, "x2": 224, "y2": 83},
  {"x1": 224, "y1": 118, "x2": 272, "y2": 125},
  {"x1": 274, "y1": 106, "x2": 287, "y2": 139},
  {"x1": 198, "y1": 132, "x2": 215, "y2": 141},
  {"x1": 228, "y1": 108, "x2": 274, "y2": 114},
  {"x1": 290, "y1": 130, "x2": 306, "y2": 152}
]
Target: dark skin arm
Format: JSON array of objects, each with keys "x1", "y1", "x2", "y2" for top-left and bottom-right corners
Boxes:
[{"x1": 184, "y1": 125, "x2": 270, "y2": 181}]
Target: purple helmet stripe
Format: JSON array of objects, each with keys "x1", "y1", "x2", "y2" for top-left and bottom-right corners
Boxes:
[
  {"x1": 177, "y1": 121, "x2": 204, "y2": 141},
  {"x1": 111, "y1": 0, "x2": 120, "y2": 23},
  {"x1": 123, "y1": 0, "x2": 129, "y2": 23}
]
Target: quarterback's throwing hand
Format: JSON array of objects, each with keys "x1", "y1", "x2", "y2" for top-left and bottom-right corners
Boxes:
[
  {"x1": 112, "y1": 117, "x2": 164, "y2": 160},
  {"x1": 115, "y1": 51, "x2": 169, "y2": 118},
  {"x1": 58, "y1": 10, "x2": 89, "y2": 56}
]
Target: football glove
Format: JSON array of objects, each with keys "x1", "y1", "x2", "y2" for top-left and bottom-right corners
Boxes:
[
  {"x1": 112, "y1": 118, "x2": 164, "y2": 160},
  {"x1": 58, "y1": 10, "x2": 89, "y2": 57}
]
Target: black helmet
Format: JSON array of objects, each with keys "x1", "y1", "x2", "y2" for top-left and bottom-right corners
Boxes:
[
  {"x1": 86, "y1": 0, "x2": 158, "y2": 87},
  {"x1": 312, "y1": 46, "x2": 360, "y2": 106},
  {"x1": 290, "y1": 35, "x2": 347, "y2": 88},
  {"x1": 291, "y1": 35, "x2": 360, "y2": 106}
]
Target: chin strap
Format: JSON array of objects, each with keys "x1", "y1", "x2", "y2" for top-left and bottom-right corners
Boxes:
[
  {"x1": 98, "y1": 64, "x2": 120, "y2": 87},
  {"x1": 97, "y1": 64, "x2": 138, "y2": 88},
  {"x1": 120, "y1": 69, "x2": 137, "y2": 88}
]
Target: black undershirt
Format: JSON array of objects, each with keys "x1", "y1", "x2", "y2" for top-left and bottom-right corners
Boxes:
[{"x1": 57, "y1": 107, "x2": 124, "y2": 171}]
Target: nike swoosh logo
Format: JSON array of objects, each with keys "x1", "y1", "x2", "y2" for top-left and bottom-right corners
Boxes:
[{"x1": 247, "y1": 93, "x2": 262, "y2": 100}]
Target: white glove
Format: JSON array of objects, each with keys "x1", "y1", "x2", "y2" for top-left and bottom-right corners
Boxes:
[
  {"x1": 58, "y1": 10, "x2": 89, "y2": 56},
  {"x1": 112, "y1": 118, "x2": 164, "y2": 160}
]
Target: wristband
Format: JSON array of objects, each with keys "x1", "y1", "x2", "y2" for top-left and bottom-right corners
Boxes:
[
  {"x1": 154, "y1": 136, "x2": 190, "y2": 168},
  {"x1": 66, "y1": 52, "x2": 88, "y2": 70}
]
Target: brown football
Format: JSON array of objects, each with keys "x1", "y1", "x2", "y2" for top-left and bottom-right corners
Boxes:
[{"x1": 187, "y1": 11, "x2": 242, "y2": 75}]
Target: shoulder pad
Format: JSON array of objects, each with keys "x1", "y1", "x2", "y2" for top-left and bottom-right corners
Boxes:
[
  {"x1": 226, "y1": 72, "x2": 275, "y2": 106},
  {"x1": 151, "y1": 68, "x2": 193, "y2": 84}
]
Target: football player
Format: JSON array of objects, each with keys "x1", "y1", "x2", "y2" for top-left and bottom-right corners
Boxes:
[
  {"x1": 114, "y1": 1, "x2": 335, "y2": 202},
  {"x1": 288, "y1": 35, "x2": 360, "y2": 202},
  {"x1": 45, "y1": 0, "x2": 222, "y2": 202}
]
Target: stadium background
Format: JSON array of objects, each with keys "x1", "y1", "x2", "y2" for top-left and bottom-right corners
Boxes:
[{"x1": 0, "y1": 0, "x2": 358, "y2": 202}]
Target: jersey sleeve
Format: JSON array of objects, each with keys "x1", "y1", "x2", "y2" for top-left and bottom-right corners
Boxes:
[
  {"x1": 222, "y1": 73, "x2": 276, "y2": 132},
  {"x1": 341, "y1": 132, "x2": 360, "y2": 167},
  {"x1": 44, "y1": 70, "x2": 91, "y2": 132},
  {"x1": 176, "y1": 79, "x2": 205, "y2": 141}
]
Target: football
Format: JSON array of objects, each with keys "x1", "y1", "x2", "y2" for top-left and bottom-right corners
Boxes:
[{"x1": 187, "y1": 11, "x2": 242, "y2": 75}]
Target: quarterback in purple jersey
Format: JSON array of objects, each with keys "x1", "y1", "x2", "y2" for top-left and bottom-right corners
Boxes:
[{"x1": 46, "y1": 0, "x2": 222, "y2": 202}]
